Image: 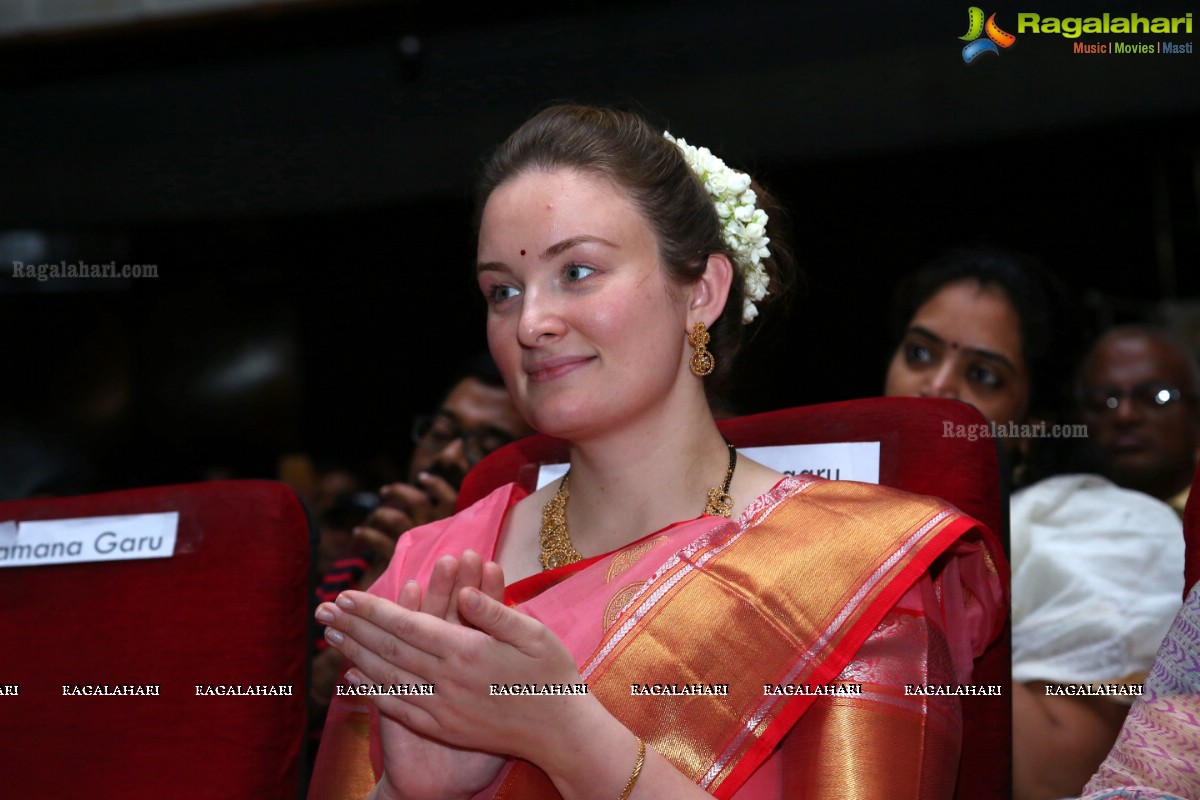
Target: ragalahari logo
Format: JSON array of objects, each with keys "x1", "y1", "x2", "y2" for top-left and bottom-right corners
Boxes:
[{"x1": 960, "y1": 7, "x2": 1017, "y2": 62}]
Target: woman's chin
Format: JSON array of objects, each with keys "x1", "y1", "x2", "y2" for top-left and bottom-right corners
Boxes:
[{"x1": 523, "y1": 405, "x2": 601, "y2": 443}]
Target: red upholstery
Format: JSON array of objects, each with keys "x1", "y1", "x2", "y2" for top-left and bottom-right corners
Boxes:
[
  {"x1": 1184, "y1": 462, "x2": 1200, "y2": 598},
  {"x1": 458, "y1": 396, "x2": 1012, "y2": 800},
  {"x1": 0, "y1": 480, "x2": 313, "y2": 800}
]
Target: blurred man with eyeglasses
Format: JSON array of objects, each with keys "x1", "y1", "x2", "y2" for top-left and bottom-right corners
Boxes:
[
  {"x1": 354, "y1": 352, "x2": 531, "y2": 585},
  {"x1": 1007, "y1": 324, "x2": 1192, "y2": 800},
  {"x1": 1077, "y1": 325, "x2": 1200, "y2": 516}
]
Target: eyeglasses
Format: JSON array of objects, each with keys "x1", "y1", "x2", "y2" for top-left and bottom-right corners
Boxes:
[
  {"x1": 1077, "y1": 382, "x2": 1191, "y2": 414},
  {"x1": 411, "y1": 413, "x2": 515, "y2": 466}
]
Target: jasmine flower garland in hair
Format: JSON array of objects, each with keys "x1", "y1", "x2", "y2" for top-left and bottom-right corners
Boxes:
[{"x1": 664, "y1": 132, "x2": 772, "y2": 323}]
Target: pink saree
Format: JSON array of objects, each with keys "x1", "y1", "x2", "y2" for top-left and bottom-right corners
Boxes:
[{"x1": 309, "y1": 476, "x2": 1005, "y2": 799}]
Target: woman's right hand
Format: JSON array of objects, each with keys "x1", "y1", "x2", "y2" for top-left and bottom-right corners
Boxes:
[{"x1": 326, "y1": 551, "x2": 508, "y2": 800}]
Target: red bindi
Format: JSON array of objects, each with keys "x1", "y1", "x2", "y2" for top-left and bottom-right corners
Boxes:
[{"x1": 520, "y1": 249, "x2": 526, "y2": 256}]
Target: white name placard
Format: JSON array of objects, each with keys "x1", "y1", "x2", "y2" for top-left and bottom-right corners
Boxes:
[
  {"x1": 0, "y1": 512, "x2": 179, "y2": 568},
  {"x1": 739, "y1": 442, "x2": 880, "y2": 483},
  {"x1": 536, "y1": 442, "x2": 881, "y2": 490}
]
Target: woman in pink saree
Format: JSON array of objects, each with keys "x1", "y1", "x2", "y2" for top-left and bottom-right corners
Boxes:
[{"x1": 310, "y1": 104, "x2": 1006, "y2": 800}]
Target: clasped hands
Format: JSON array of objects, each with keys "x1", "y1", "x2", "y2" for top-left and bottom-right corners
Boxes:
[{"x1": 316, "y1": 550, "x2": 596, "y2": 800}]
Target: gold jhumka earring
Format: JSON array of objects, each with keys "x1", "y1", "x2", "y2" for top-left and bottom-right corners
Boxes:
[{"x1": 689, "y1": 322, "x2": 714, "y2": 377}]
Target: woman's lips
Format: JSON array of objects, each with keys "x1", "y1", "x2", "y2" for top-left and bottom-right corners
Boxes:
[{"x1": 525, "y1": 355, "x2": 593, "y2": 383}]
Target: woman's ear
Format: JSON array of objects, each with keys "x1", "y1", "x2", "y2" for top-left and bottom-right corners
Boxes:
[{"x1": 689, "y1": 252, "x2": 734, "y2": 327}]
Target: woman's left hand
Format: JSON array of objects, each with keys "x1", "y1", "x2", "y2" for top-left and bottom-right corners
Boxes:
[{"x1": 324, "y1": 585, "x2": 593, "y2": 765}]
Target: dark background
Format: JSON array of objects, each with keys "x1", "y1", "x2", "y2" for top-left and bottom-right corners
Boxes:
[{"x1": 1, "y1": 0, "x2": 1197, "y2": 496}]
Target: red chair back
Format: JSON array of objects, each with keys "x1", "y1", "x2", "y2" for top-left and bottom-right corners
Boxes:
[
  {"x1": 0, "y1": 480, "x2": 314, "y2": 799},
  {"x1": 1183, "y1": 462, "x2": 1200, "y2": 598},
  {"x1": 459, "y1": 396, "x2": 1011, "y2": 800}
]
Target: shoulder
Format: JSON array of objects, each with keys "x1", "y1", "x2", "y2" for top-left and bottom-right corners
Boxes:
[
  {"x1": 766, "y1": 477, "x2": 1006, "y2": 649},
  {"x1": 762, "y1": 476, "x2": 999, "y2": 575},
  {"x1": 779, "y1": 475, "x2": 967, "y2": 519},
  {"x1": 756, "y1": 476, "x2": 988, "y2": 554}
]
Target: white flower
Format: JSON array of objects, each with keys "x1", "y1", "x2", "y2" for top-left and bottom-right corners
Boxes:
[
  {"x1": 705, "y1": 172, "x2": 729, "y2": 195},
  {"x1": 666, "y1": 130, "x2": 772, "y2": 323},
  {"x1": 743, "y1": 298, "x2": 760, "y2": 322},
  {"x1": 745, "y1": 264, "x2": 770, "y2": 300}
]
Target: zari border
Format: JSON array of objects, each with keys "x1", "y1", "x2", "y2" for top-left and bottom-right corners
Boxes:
[{"x1": 495, "y1": 478, "x2": 990, "y2": 799}]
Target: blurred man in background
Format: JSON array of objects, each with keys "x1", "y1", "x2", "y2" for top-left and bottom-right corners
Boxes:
[
  {"x1": 353, "y1": 351, "x2": 532, "y2": 586},
  {"x1": 1076, "y1": 325, "x2": 1200, "y2": 516}
]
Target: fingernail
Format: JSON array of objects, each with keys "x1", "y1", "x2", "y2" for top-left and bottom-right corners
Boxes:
[
  {"x1": 418, "y1": 471, "x2": 431, "y2": 482},
  {"x1": 465, "y1": 588, "x2": 481, "y2": 610},
  {"x1": 315, "y1": 608, "x2": 334, "y2": 624},
  {"x1": 345, "y1": 669, "x2": 364, "y2": 686},
  {"x1": 336, "y1": 594, "x2": 355, "y2": 610},
  {"x1": 325, "y1": 628, "x2": 345, "y2": 645}
]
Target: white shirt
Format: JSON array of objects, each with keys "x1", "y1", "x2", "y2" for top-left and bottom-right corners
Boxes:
[{"x1": 1011, "y1": 473, "x2": 1185, "y2": 685}]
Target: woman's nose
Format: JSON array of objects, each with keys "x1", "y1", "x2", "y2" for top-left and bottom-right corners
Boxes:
[
  {"x1": 516, "y1": 288, "x2": 568, "y2": 347},
  {"x1": 927, "y1": 362, "x2": 961, "y2": 400}
]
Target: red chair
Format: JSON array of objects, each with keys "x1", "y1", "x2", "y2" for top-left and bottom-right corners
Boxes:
[
  {"x1": 0, "y1": 480, "x2": 314, "y2": 799},
  {"x1": 1183, "y1": 462, "x2": 1200, "y2": 598},
  {"x1": 459, "y1": 396, "x2": 1012, "y2": 800}
]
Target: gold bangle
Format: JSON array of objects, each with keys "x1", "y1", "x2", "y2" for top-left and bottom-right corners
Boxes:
[{"x1": 617, "y1": 736, "x2": 645, "y2": 800}]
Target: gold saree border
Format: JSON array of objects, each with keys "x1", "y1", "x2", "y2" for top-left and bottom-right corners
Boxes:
[
  {"x1": 778, "y1": 691, "x2": 960, "y2": 797},
  {"x1": 307, "y1": 701, "x2": 379, "y2": 800},
  {"x1": 495, "y1": 479, "x2": 991, "y2": 799}
]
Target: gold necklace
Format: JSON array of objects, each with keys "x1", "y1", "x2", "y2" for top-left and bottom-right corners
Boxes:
[{"x1": 538, "y1": 443, "x2": 738, "y2": 571}]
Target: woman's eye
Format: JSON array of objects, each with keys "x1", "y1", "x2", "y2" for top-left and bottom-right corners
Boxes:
[
  {"x1": 903, "y1": 342, "x2": 933, "y2": 365},
  {"x1": 967, "y1": 364, "x2": 1002, "y2": 389},
  {"x1": 488, "y1": 285, "x2": 521, "y2": 304},
  {"x1": 563, "y1": 263, "x2": 596, "y2": 282}
]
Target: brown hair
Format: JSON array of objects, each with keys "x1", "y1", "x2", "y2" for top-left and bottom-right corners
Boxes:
[{"x1": 474, "y1": 104, "x2": 796, "y2": 393}]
